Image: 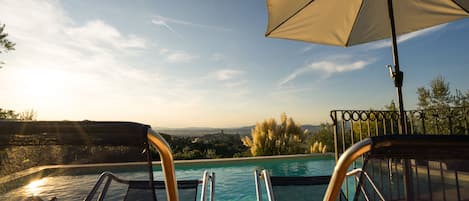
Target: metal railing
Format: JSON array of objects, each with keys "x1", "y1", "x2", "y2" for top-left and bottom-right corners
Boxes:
[{"x1": 330, "y1": 107, "x2": 469, "y2": 161}]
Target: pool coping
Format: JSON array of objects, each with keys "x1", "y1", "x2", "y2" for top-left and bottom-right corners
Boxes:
[{"x1": 0, "y1": 153, "x2": 334, "y2": 192}]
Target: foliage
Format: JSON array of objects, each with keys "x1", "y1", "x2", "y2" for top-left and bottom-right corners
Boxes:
[
  {"x1": 0, "y1": 24, "x2": 15, "y2": 53},
  {"x1": 308, "y1": 123, "x2": 334, "y2": 152},
  {"x1": 417, "y1": 75, "x2": 452, "y2": 109},
  {"x1": 0, "y1": 23, "x2": 15, "y2": 68},
  {"x1": 309, "y1": 141, "x2": 327, "y2": 153},
  {"x1": 0, "y1": 108, "x2": 36, "y2": 120},
  {"x1": 416, "y1": 75, "x2": 469, "y2": 134},
  {"x1": 164, "y1": 132, "x2": 248, "y2": 160},
  {"x1": 241, "y1": 113, "x2": 308, "y2": 156}
]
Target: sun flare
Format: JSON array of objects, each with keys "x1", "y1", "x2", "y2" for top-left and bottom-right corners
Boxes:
[
  {"x1": 26, "y1": 178, "x2": 48, "y2": 196},
  {"x1": 13, "y1": 67, "x2": 71, "y2": 108}
]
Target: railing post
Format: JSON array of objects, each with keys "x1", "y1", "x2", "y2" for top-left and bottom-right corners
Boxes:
[{"x1": 330, "y1": 111, "x2": 339, "y2": 162}]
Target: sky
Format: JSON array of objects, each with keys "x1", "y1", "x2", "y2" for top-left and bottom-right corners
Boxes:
[{"x1": 0, "y1": 0, "x2": 468, "y2": 128}]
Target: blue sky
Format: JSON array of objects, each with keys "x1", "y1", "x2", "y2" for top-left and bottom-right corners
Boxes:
[{"x1": 0, "y1": 0, "x2": 468, "y2": 128}]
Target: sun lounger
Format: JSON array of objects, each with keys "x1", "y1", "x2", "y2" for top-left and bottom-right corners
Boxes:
[{"x1": 324, "y1": 135, "x2": 469, "y2": 201}]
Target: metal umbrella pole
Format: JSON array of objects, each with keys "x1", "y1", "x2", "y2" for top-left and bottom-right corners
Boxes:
[
  {"x1": 386, "y1": 0, "x2": 406, "y2": 136},
  {"x1": 387, "y1": 1, "x2": 414, "y2": 200}
]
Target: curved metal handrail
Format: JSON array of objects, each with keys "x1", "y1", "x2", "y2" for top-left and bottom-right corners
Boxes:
[
  {"x1": 147, "y1": 129, "x2": 179, "y2": 201},
  {"x1": 323, "y1": 138, "x2": 372, "y2": 201}
]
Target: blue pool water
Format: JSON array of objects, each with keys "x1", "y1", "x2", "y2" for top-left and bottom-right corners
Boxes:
[{"x1": 2, "y1": 155, "x2": 335, "y2": 201}]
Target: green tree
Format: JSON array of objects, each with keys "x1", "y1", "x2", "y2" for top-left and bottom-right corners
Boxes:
[
  {"x1": 0, "y1": 23, "x2": 15, "y2": 68},
  {"x1": 242, "y1": 113, "x2": 307, "y2": 156},
  {"x1": 417, "y1": 75, "x2": 451, "y2": 110},
  {"x1": 416, "y1": 75, "x2": 468, "y2": 134}
]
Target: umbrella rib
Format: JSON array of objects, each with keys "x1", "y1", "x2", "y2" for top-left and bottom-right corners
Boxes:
[
  {"x1": 450, "y1": 0, "x2": 469, "y2": 14},
  {"x1": 265, "y1": 0, "x2": 315, "y2": 37},
  {"x1": 344, "y1": 0, "x2": 366, "y2": 46}
]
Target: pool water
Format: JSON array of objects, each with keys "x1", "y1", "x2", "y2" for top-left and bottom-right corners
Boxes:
[{"x1": 2, "y1": 155, "x2": 335, "y2": 201}]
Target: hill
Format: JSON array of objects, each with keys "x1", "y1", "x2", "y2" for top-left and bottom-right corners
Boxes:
[{"x1": 155, "y1": 124, "x2": 319, "y2": 137}]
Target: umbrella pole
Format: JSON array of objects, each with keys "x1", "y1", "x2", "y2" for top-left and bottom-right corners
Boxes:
[
  {"x1": 387, "y1": 1, "x2": 414, "y2": 201},
  {"x1": 386, "y1": 0, "x2": 405, "y2": 135}
]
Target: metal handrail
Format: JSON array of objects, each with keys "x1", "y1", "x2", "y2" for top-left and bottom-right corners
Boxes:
[
  {"x1": 323, "y1": 139, "x2": 372, "y2": 201},
  {"x1": 147, "y1": 129, "x2": 179, "y2": 201},
  {"x1": 200, "y1": 171, "x2": 209, "y2": 201},
  {"x1": 200, "y1": 170, "x2": 216, "y2": 201},
  {"x1": 254, "y1": 170, "x2": 262, "y2": 201},
  {"x1": 262, "y1": 170, "x2": 276, "y2": 201},
  {"x1": 209, "y1": 172, "x2": 215, "y2": 201}
]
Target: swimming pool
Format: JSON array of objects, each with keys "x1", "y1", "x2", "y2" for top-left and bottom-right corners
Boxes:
[{"x1": 2, "y1": 155, "x2": 335, "y2": 201}]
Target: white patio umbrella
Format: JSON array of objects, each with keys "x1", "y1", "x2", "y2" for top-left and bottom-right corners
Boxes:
[{"x1": 265, "y1": 0, "x2": 469, "y2": 135}]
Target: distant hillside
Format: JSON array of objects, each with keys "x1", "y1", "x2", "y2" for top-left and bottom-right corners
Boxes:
[{"x1": 155, "y1": 124, "x2": 320, "y2": 137}]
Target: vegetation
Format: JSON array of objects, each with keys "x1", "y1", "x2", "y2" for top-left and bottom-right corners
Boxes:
[
  {"x1": 308, "y1": 123, "x2": 334, "y2": 153},
  {"x1": 162, "y1": 132, "x2": 248, "y2": 160},
  {"x1": 416, "y1": 75, "x2": 469, "y2": 134},
  {"x1": 417, "y1": 75, "x2": 468, "y2": 109},
  {"x1": 0, "y1": 23, "x2": 15, "y2": 68},
  {"x1": 0, "y1": 108, "x2": 36, "y2": 120},
  {"x1": 310, "y1": 141, "x2": 327, "y2": 153},
  {"x1": 241, "y1": 113, "x2": 312, "y2": 156}
]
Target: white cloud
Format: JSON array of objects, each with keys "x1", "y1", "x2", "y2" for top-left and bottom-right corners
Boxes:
[
  {"x1": 151, "y1": 18, "x2": 183, "y2": 38},
  {"x1": 279, "y1": 57, "x2": 373, "y2": 86},
  {"x1": 64, "y1": 20, "x2": 146, "y2": 52},
  {"x1": 211, "y1": 69, "x2": 244, "y2": 81},
  {"x1": 158, "y1": 48, "x2": 198, "y2": 63},
  {"x1": 300, "y1": 45, "x2": 316, "y2": 53},
  {"x1": 166, "y1": 51, "x2": 198, "y2": 63},
  {"x1": 367, "y1": 24, "x2": 447, "y2": 49},
  {"x1": 151, "y1": 15, "x2": 231, "y2": 33}
]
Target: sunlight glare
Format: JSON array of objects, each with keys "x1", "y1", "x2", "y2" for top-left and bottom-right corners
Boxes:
[
  {"x1": 26, "y1": 178, "x2": 48, "y2": 196},
  {"x1": 15, "y1": 67, "x2": 71, "y2": 107}
]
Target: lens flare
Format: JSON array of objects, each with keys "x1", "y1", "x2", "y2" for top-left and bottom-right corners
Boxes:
[{"x1": 26, "y1": 178, "x2": 48, "y2": 196}]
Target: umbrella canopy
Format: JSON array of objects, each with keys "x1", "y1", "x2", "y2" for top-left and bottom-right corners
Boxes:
[{"x1": 266, "y1": 0, "x2": 469, "y2": 46}]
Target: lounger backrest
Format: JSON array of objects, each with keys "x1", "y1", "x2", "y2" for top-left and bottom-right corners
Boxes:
[
  {"x1": 353, "y1": 135, "x2": 469, "y2": 201},
  {"x1": 0, "y1": 121, "x2": 152, "y2": 189},
  {"x1": 124, "y1": 180, "x2": 200, "y2": 201},
  {"x1": 257, "y1": 171, "x2": 346, "y2": 201},
  {"x1": 271, "y1": 176, "x2": 333, "y2": 201}
]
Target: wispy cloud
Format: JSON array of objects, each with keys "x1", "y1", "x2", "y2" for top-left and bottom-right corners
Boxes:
[
  {"x1": 367, "y1": 24, "x2": 447, "y2": 49},
  {"x1": 299, "y1": 45, "x2": 316, "y2": 53},
  {"x1": 279, "y1": 56, "x2": 374, "y2": 86},
  {"x1": 151, "y1": 18, "x2": 183, "y2": 38},
  {"x1": 151, "y1": 15, "x2": 231, "y2": 37},
  {"x1": 211, "y1": 69, "x2": 244, "y2": 81},
  {"x1": 159, "y1": 48, "x2": 198, "y2": 63}
]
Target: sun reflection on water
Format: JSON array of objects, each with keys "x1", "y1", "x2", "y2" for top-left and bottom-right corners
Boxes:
[{"x1": 26, "y1": 178, "x2": 48, "y2": 196}]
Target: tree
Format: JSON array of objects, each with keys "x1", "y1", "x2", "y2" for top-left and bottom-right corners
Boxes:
[
  {"x1": 0, "y1": 108, "x2": 36, "y2": 120},
  {"x1": 417, "y1": 75, "x2": 452, "y2": 110},
  {"x1": 242, "y1": 113, "x2": 308, "y2": 156},
  {"x1": 0, "y1": 24, "x2": 15, "y2": 53},
  {"x1": 0, "y1": 23, "x2": 15, "y2": 68},
  {"x1": 416, "y1": 75, "x2": 468, "y2": 134}
]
